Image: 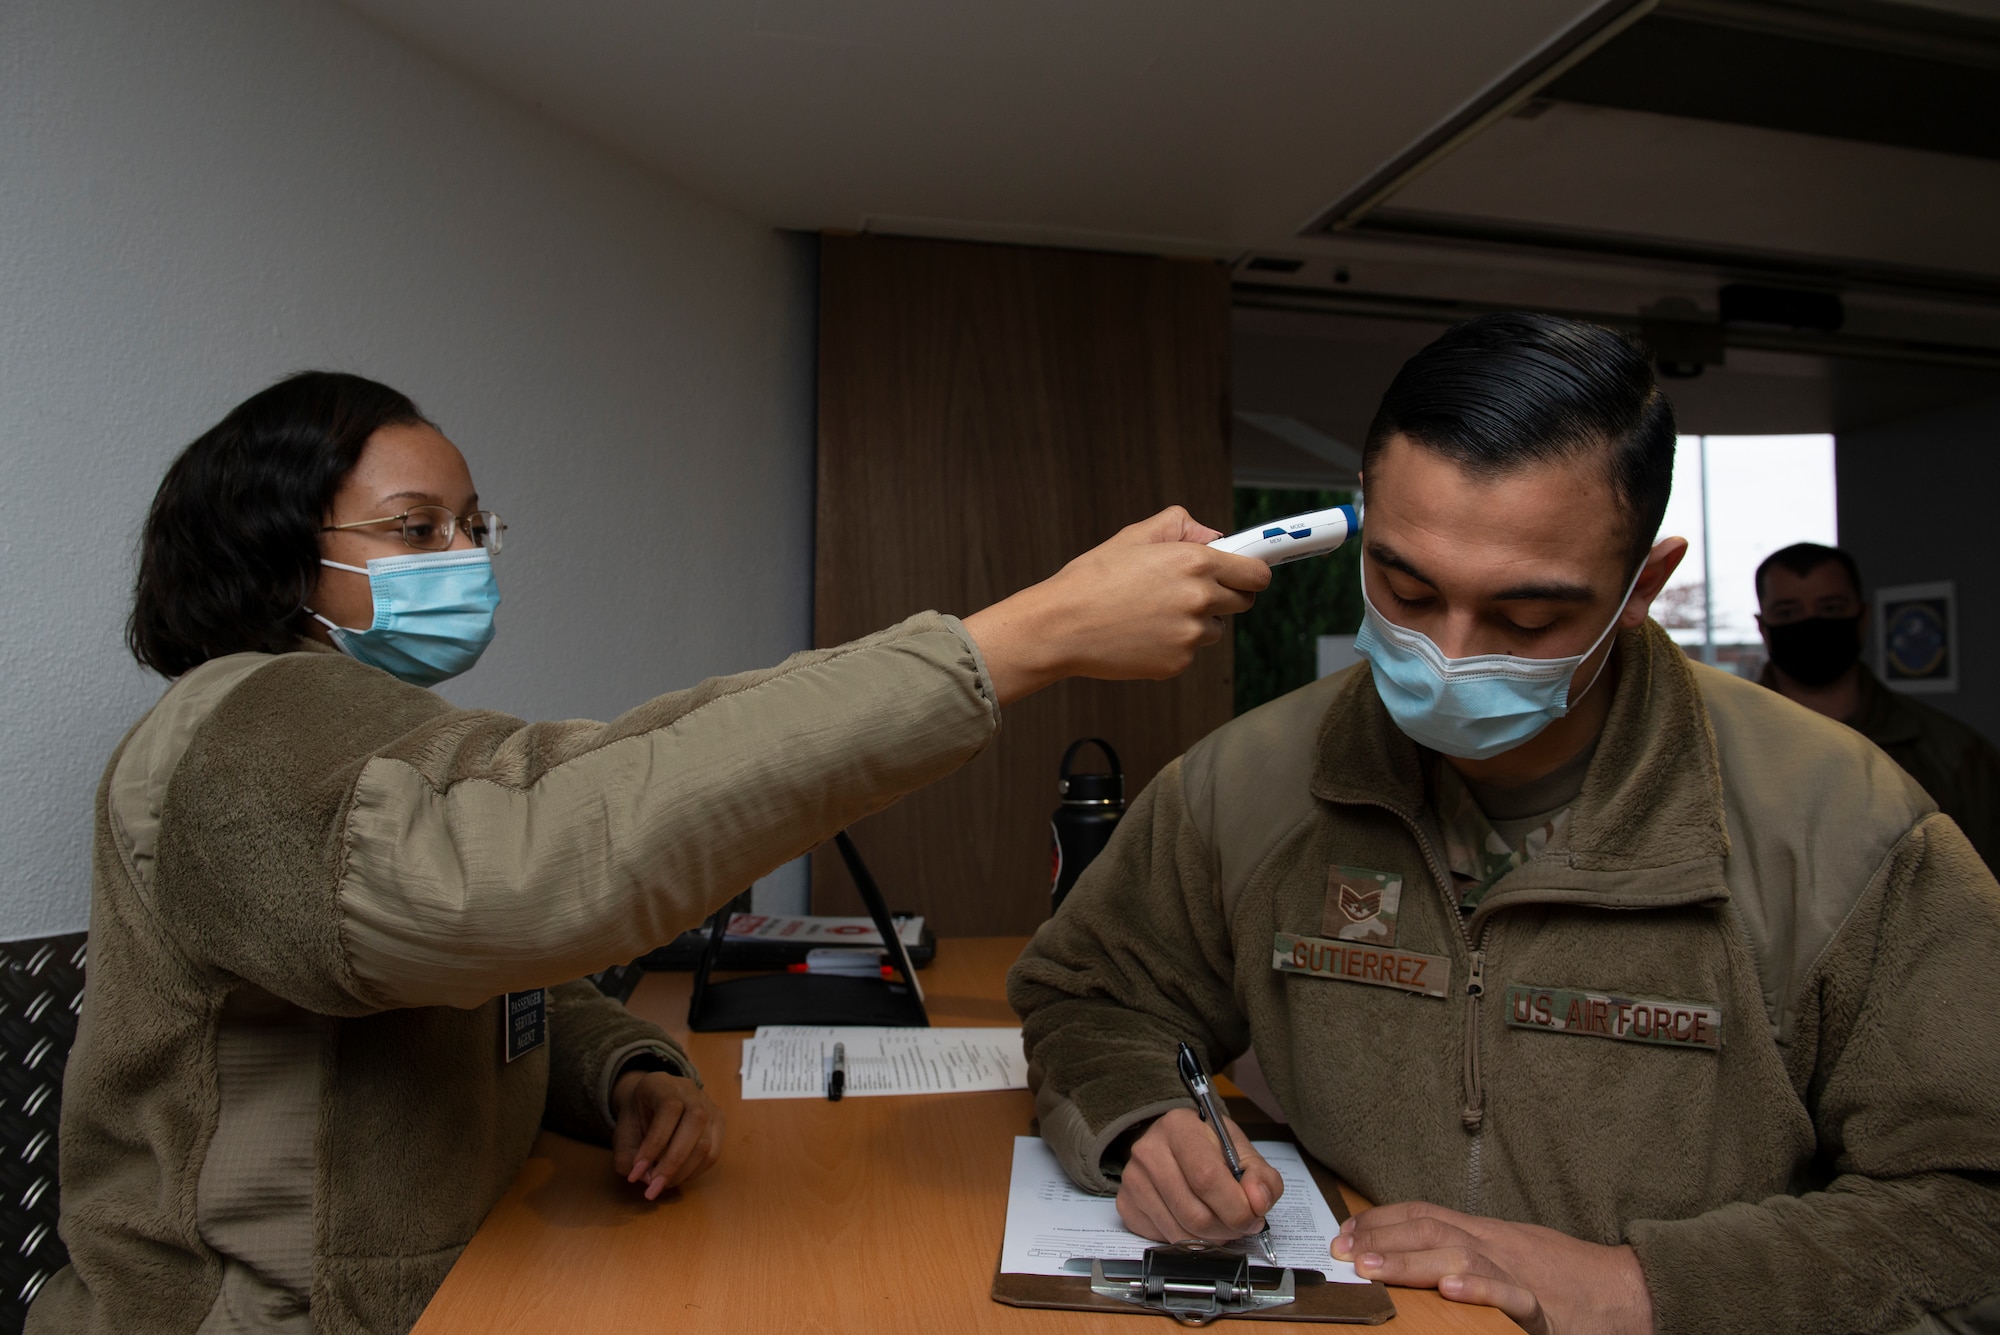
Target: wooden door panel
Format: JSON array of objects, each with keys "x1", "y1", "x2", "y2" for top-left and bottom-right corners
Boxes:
[{"x1": 813, "y1": 235, "x2": 1232, "y2": 936}]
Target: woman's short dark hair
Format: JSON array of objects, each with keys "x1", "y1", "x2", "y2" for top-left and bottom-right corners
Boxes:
[
  {"x1": 1362, "y1": 312, "x2": 1676, "y2": 571},
  {"x1": 128, "y1": 371, "x2": 430, "y2": 677}
]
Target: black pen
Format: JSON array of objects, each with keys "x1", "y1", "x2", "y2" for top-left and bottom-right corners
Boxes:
[
  {"x1": 827, "y1": 1041, "x2": 846, "y2": 1101},
  {"x1": 1175, "y1": 1041, "x2": 1277, "y2": 1264}
]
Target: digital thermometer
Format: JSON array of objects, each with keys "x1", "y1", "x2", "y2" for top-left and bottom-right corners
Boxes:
[{"x1": 1207, "y1": 503, "x2": 1359, "y2": 567}]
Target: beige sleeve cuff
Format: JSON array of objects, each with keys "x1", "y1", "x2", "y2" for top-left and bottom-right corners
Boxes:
[
  {"x1": 937, "y1": 612, "x2": 1001, "y2": 721},
  {"x1": 1035, "y1": 1074, "x2": 1192, "y2": 1195},
  {"x1": 596, "y1": 1038, "x2": 701, "y2": 1128}
]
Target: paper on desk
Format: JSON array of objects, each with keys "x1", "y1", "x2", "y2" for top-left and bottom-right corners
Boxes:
[
  {"x1": 738, "y1": 1026, "x2": 1028, "y2": 1099},
  {"x1": 998, "y1": 1136, "x2": 1365, "y2": 1281},
  {"x1": 722, "y1": 913, "x2": 925, "y2": 947}
]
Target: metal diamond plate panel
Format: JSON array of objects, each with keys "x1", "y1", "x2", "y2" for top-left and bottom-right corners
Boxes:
[{"x1": 0, "y1": 933, "x2": 84, "y2": 1335}]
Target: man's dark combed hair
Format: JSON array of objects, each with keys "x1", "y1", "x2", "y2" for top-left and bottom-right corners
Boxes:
[
  {"x1": 1756, "y1": 542, "x2": 1861, "y2": 602},
  {"x1": 1362, "y1": 312, "x2": 1677, "y2": 569},
  {"x1": 128, "y1": 371, "x2": 430, "y2": 677}
]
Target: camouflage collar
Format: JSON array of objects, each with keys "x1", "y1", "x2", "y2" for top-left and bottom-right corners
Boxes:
[
  {"x1": 1846, "y1": 664, "x2": 1925, "y2": 747},
  {"x1": 1309, "y1": 620, "x2": 1732, "y2": 919},
  {"x1": 1754, "y1": 660, "x2": 1922, "y2": 747},
  {"x1": 1437, "y1": 761, "x2": 1575, "y2": 912}
]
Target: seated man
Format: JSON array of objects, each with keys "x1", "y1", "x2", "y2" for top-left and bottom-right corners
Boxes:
[
  {"x1": 1009, "y1": 313, "x2": 2000, "y2": 1335},
  {"x1": 1755, "y1": 541, "x2": 1999, "y2": 869}
]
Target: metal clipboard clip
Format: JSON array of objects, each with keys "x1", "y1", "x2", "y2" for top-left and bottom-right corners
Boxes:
[{"x1": 1087, "y1": 1240, "x2": 1297, "y2": 1325}]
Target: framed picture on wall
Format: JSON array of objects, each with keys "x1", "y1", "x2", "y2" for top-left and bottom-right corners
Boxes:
[{"x1": 1877, "y1": 581, "x2": 1957, "y2": 694}]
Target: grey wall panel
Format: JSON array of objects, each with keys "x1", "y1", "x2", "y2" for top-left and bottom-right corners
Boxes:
[{"x1": 1837, "y1": 394, "x2": 2000, "y2": 745}]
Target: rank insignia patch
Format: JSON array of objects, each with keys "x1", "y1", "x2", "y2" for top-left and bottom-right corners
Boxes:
[{"x1": 1322, "y1": 866, "x2": 1403, "y2": 946}]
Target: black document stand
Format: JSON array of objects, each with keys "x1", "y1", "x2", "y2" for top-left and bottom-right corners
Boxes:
[{"x1": 686, "y1": 832, "x2": 930, "y2": 1032}]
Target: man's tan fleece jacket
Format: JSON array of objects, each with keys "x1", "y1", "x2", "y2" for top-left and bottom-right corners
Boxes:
[
  {"x1": 1009, "y1": 621, "x2": 2000, "y2": 1335},
  {"x1": 31, "y1": 613, "x2": 999, "y2": 1335}
]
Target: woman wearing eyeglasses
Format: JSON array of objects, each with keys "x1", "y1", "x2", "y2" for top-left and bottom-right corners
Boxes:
[{"x1": 32, "y1": 371, "x2": 1269, "y2": 1335}]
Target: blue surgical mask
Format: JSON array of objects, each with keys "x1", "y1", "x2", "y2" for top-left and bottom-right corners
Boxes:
[
  {"x1": 1354, "y1": 556, "x2": 1640, "y2": 761},
  {"x1": 307, "y1": 548, "x2": 500, "y2": 687}
]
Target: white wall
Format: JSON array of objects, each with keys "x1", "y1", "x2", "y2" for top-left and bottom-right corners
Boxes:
[
  {"x1": 0, "y1": 0, "x2": 816, "y2": 939},
  {"x1": 1838, "y1": 395, "x2": 2000, "y2": 748}
]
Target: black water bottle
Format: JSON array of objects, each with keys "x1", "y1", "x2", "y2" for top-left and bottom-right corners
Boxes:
[{"x1": 1051, "y1": 738, "x2": 1126, "y2": 915}]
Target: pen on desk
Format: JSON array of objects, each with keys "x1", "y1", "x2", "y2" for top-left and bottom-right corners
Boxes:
[
  {"x1": 827, "y1": 1042, "x2": 846, "y2": 1102},
  {"x1": 1175, "y1": 1041, "x2": 1277, "y2": 1264}
]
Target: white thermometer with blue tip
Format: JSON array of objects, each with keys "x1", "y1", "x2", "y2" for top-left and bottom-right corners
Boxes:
[{"x1": 1207, "y1": 503, "x2": 1360, "y2": 567}]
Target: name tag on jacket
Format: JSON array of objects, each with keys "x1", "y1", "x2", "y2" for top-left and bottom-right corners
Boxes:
[
  {"x1": 504, "y1": 988, "x2": 547, "y2": 1062},
  {"x1": 1505, "y1": 985, "x2": 1721, "y2": 1050},
  {"x1": 1272, "y1": 931, "x2": 1449, "y2": 998}
]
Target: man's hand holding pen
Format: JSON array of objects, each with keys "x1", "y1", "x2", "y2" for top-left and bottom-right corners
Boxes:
[{"x1": 1114, "y1": 1108, "x2": 1286, "y2": 1248}]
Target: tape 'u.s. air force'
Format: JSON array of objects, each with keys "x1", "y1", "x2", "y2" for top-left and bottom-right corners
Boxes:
[
  {"x1": 1504, "y1": 985, "x2": 1721, "y2": 1050},
  {"x1": 1271, "y1": 931, "x2": 1449, "y2": 998}
]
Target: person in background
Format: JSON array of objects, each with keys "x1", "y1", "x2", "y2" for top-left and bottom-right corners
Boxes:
[{"x1": 1756, "y1": 542, "x2": 1999, "y2": 867}]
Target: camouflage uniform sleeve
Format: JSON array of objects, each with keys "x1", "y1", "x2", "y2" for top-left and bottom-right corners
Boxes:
[
  {"x1": 1006, "y1": 758, "x2": 1240, "y2": 1193},
  {"x1": 1944, "y1": 732, "x2": 2000, "y2": 872},
  {"x1": 1626, "y1": 814, "x2": 2000, "y2": 1334},
  {"x1": 540, "y1": 978, "x2": 697, "y2": 1146}
]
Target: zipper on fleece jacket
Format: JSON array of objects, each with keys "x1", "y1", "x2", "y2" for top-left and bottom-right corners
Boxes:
[
  {"x1": 1460, "y1": 946, "x2": 1488, "y2": 1216},
  {"x1": 1339, "y1": 797, "x2": 1490, "y2": 1215}
]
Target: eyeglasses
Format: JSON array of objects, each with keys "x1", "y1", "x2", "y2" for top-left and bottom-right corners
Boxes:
[{"x1": 322, "y1": 505, "x2": 507, "y2": 554}]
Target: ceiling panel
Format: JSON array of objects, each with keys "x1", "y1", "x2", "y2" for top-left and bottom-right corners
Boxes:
[
  {"x1": 1542, "y1": 13, "x2": 2000, "y2": 159},
  {"x1": 336, "y1": 0, "x2": 2000, "y2": 387},
  {"x1": 1384, "y1": 101, "x2": 2000, "y2": 279},
  {"x1": 337, "y1": 0, "x2": 1607, "y2": 245}
]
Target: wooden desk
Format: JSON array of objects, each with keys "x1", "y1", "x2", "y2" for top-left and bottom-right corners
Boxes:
[{"x1": 413, "y1": 938, "x2": 1523, "y2": 1333}]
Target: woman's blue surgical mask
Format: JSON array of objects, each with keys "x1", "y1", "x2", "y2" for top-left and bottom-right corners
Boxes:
[
  {"x1": 1354, "y1": 555, "x2": 1641, "y2": 761},
  {"x1": 307, "y1": 548, "x2": 499, "y2": 687}
]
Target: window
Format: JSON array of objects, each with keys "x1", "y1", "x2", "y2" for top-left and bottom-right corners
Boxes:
[{"x1": 1654, "y1": 435, "x2": 1838, "y2": 677}]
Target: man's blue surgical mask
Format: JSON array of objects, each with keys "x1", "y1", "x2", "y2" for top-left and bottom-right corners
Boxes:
[
  {"x1": 307, "y1": 548, "x2": 499, "y2": 687},
  {"x1": 1354, "y1": 555, "x2": 1641, "y2": 761}
]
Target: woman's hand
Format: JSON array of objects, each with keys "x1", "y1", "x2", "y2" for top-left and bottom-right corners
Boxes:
[
  {"x1": 961, "y1": 507, "x2": 1273, "y2": 706},
  {"x1": 610, "y1": 1070, "x2": 724, "y2": 1200}
]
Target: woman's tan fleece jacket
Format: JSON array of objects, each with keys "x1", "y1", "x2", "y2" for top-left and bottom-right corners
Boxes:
[
  {"x1": 30, "y1": 613, "x2": 999, "y2": 1335},
  {"x1": 1010, "y1": 621, "x2": 2000, "y2": 1335}
]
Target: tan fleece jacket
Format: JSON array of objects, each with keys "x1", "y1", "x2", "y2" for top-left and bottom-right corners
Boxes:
[
  {"x1": 1009, "y1": 621, "x2": 2000, "y2": 1335},
  {"x1": 1759, "y1": 662, "x2": 2000, "y2": 871},
  {"x1": 32, "y1": 612, "x2": 999, "y2": 1335}
]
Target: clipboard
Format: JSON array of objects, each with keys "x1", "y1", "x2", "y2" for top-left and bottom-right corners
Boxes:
[{"x1": 990, "y1": 1118, "x2": 1396, "y2": 1324}]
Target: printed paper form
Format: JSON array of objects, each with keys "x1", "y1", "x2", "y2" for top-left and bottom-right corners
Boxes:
[
  {"x1": 737, "y1": 1026, "x2": 1028, "y2": 1099},
  {"x1": 999, "y1": 1136, "x2": 1365, "y2": 1281},
  {"x1": 722, "y1": 913, "x2": 925, "y2": 947}
]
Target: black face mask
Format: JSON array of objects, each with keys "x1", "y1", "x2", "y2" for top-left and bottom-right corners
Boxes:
[{"x1": 1765, "y1": 615, "x2": 1863, "y2": 687}]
